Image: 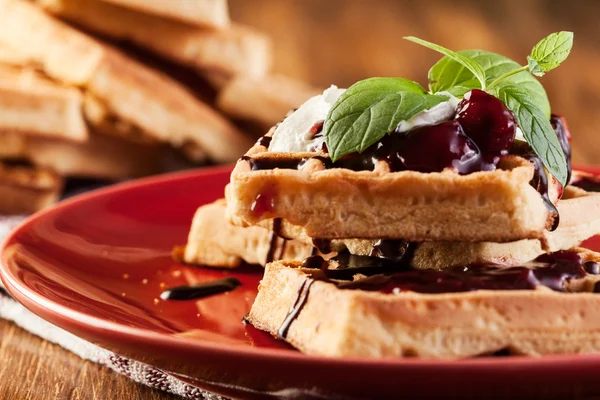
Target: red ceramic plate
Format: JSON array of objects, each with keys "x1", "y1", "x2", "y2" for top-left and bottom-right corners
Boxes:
[{"x1": 3, "y1": 165, "x2": 600, "y2": 399}]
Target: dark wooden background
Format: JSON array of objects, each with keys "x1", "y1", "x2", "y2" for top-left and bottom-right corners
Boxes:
[
  {"x1": 231, "y1": 0, "x2": 600, "y2": 166},
  {"x1": 4, "y1": 1, "x2": 600, "y2": 399}
]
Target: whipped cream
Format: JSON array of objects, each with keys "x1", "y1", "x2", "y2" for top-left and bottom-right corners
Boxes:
[
  {"x1": 395, "y1": 91, "x2": 460, "y2": 132},
  {"x1": 268, "y1": 87, "x2": 471, "y2": 153},
  {"x1": 515, "y1": 127, "x2": 526, "y2": 142},
  {"x1": 269, "y1": 86, "x2": 345, "y2": 153}
]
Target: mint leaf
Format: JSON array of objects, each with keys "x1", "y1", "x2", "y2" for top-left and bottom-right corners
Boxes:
[
  {"x1": 528, "y1": 31, "x2": 573, "y2": 77},
  {"x1": 404, "y1": 36, "x2": 487, "y2": 90},
  {"x1": 324, "y1": 78, "x2": 448, "y2": 161},
  {"x1": 494, "y1": 84, "x2": 568, "y2": 186},
  {"x1": 527, "y1": 57, "x2": 544, "y2": 76},
  {"x1": 429, "y1": 50, "x2": 551, "y2": 118},
  {"x1": 332, "y1": 77, "x2": 427, "y2": 98}
]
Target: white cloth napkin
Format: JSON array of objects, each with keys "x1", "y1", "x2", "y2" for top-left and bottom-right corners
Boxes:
[{"x1": 0, "y1": 215, "x2": 224, "y2": 400}]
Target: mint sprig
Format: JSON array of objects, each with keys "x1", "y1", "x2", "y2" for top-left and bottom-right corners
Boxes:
[
  {"x1": 323, "y1": 32, "x2": 573, "y2": 186},
  {"x1": 527, "y1": 31, "x2": 574, "y2": 77},
  {"x1": 485, "y1": 31, "x2": 573, "y2": 88},
  {"x1": 404, "y1": 36, "x2": 487, "y2": 90},
  {"x1": 428, "y1": 50, "x2": 550, "y2": 117},
  {"x1": 325, "y1": 78, "x2": 448, "y2": 161}
]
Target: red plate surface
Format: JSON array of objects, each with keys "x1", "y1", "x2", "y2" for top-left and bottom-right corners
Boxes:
[{"x1": 3, "y1": 165, "x2": 600, "y2": 399}]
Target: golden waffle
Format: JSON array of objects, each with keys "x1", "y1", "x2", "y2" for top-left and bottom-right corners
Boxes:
[
  {"x1": 0, "y1": 64, "x2": 87, "y2": 142},
  {"x1": 216, "y1": 75, "x2": 320, "y2": 129},
  {"x1": 97, "y1": 0, "x2": 229, "y2": 28},
  {"x1": 183, "y1": 184, "x2": 600, "y2": 269},
  {"x1": 179, "y1": 199, "x2": 315, "y2": 268},
  {"x1": 38, "y1": 0, "x2": 271, "y2": 79},
  {"x1": 0, "y1": 162, "x2": 62, "y2": 214},
  {"x1": 227, "y1": 126, "x2": 562, "y2": 242},
  {"x1": 0, "y1": 130, "x2": 164, "y2": 180},
  {"x1": 0, "y1": 0, "x2": 252, "y2": 163},
  {"x1": 246, "y1": 248, "x2": 600, "y2": 358}
]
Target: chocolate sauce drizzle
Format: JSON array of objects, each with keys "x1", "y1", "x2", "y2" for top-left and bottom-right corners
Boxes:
[
  {"x1": 523, "y1": 154, "x2": 560, "y2": 231},
  {"x1": 552, "y1": 115, "x2": 572, "y2": 185},
  {"x1": 312, "y1": 238, "x2": 332, "y2": 254},
  {"x1": 160, "y1": 277, "x2": 241, "y2": 300},
  {"x1": 265, "y1": 232, "x2": 279, "y2": 264},
  {"x1": 242, "y1": 156, "x2": 302, "y2": 171},
  {"x1": 370, "y1": 240, "x2": 416, "y2": 263},
  {"x1": 256, "y1": 135, "x2": 272, "y2": 148},
  {"x1": 277, "y1": 278, "x2": 316, "y2": 339},
  {"x1": 265, "y1": 219, "x2": 290, "y2": 263}
]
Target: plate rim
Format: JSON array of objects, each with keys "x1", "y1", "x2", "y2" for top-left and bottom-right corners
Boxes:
[{"x1": 3, "y1": 163, "x2": 600, "y2": 371}]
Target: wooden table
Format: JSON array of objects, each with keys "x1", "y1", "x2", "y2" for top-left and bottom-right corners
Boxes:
[{"x1": 0, "y1": 319, "x2": 179, "y2": 400}]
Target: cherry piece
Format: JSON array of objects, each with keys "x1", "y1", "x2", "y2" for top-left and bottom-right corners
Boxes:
[
  {"x1": 377, "y1": 120, "x2": 482, "y2": 174},
  {"x1": 456, "y1": 89, "x2": 516, "y2": 155}
]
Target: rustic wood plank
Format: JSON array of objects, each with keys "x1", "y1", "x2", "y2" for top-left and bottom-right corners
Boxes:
[{"x1": 0, "y1": 320, "x2": 179, "y2": 399}]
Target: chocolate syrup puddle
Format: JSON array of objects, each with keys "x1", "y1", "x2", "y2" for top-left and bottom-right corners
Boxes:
[
  {"x1": 277, "y1": 278, "x2": 315, "y2": 339},
  {"x1": 160, "y1": 277, "x2": 241, "y2": 300}
]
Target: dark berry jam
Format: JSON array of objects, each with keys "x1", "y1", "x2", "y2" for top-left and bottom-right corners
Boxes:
[
  {"x1": 302, "y1": 250, "x2": 590, "y2": 294},
  {"x1": 374, "y1": 120, "x2": 493, "y2": 173}
]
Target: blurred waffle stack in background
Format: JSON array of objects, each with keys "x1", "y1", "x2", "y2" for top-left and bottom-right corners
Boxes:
[{"x1": 0, "y1": 0, "x2": 320, "y2": 214}]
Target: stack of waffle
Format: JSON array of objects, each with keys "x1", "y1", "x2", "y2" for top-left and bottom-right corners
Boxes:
[
  {"x1": 0, "y1": 0, "x2": 319, "y2": 214},
  {"x1": 180, "y1": 101, "x2": 600, "y2": 358}
]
